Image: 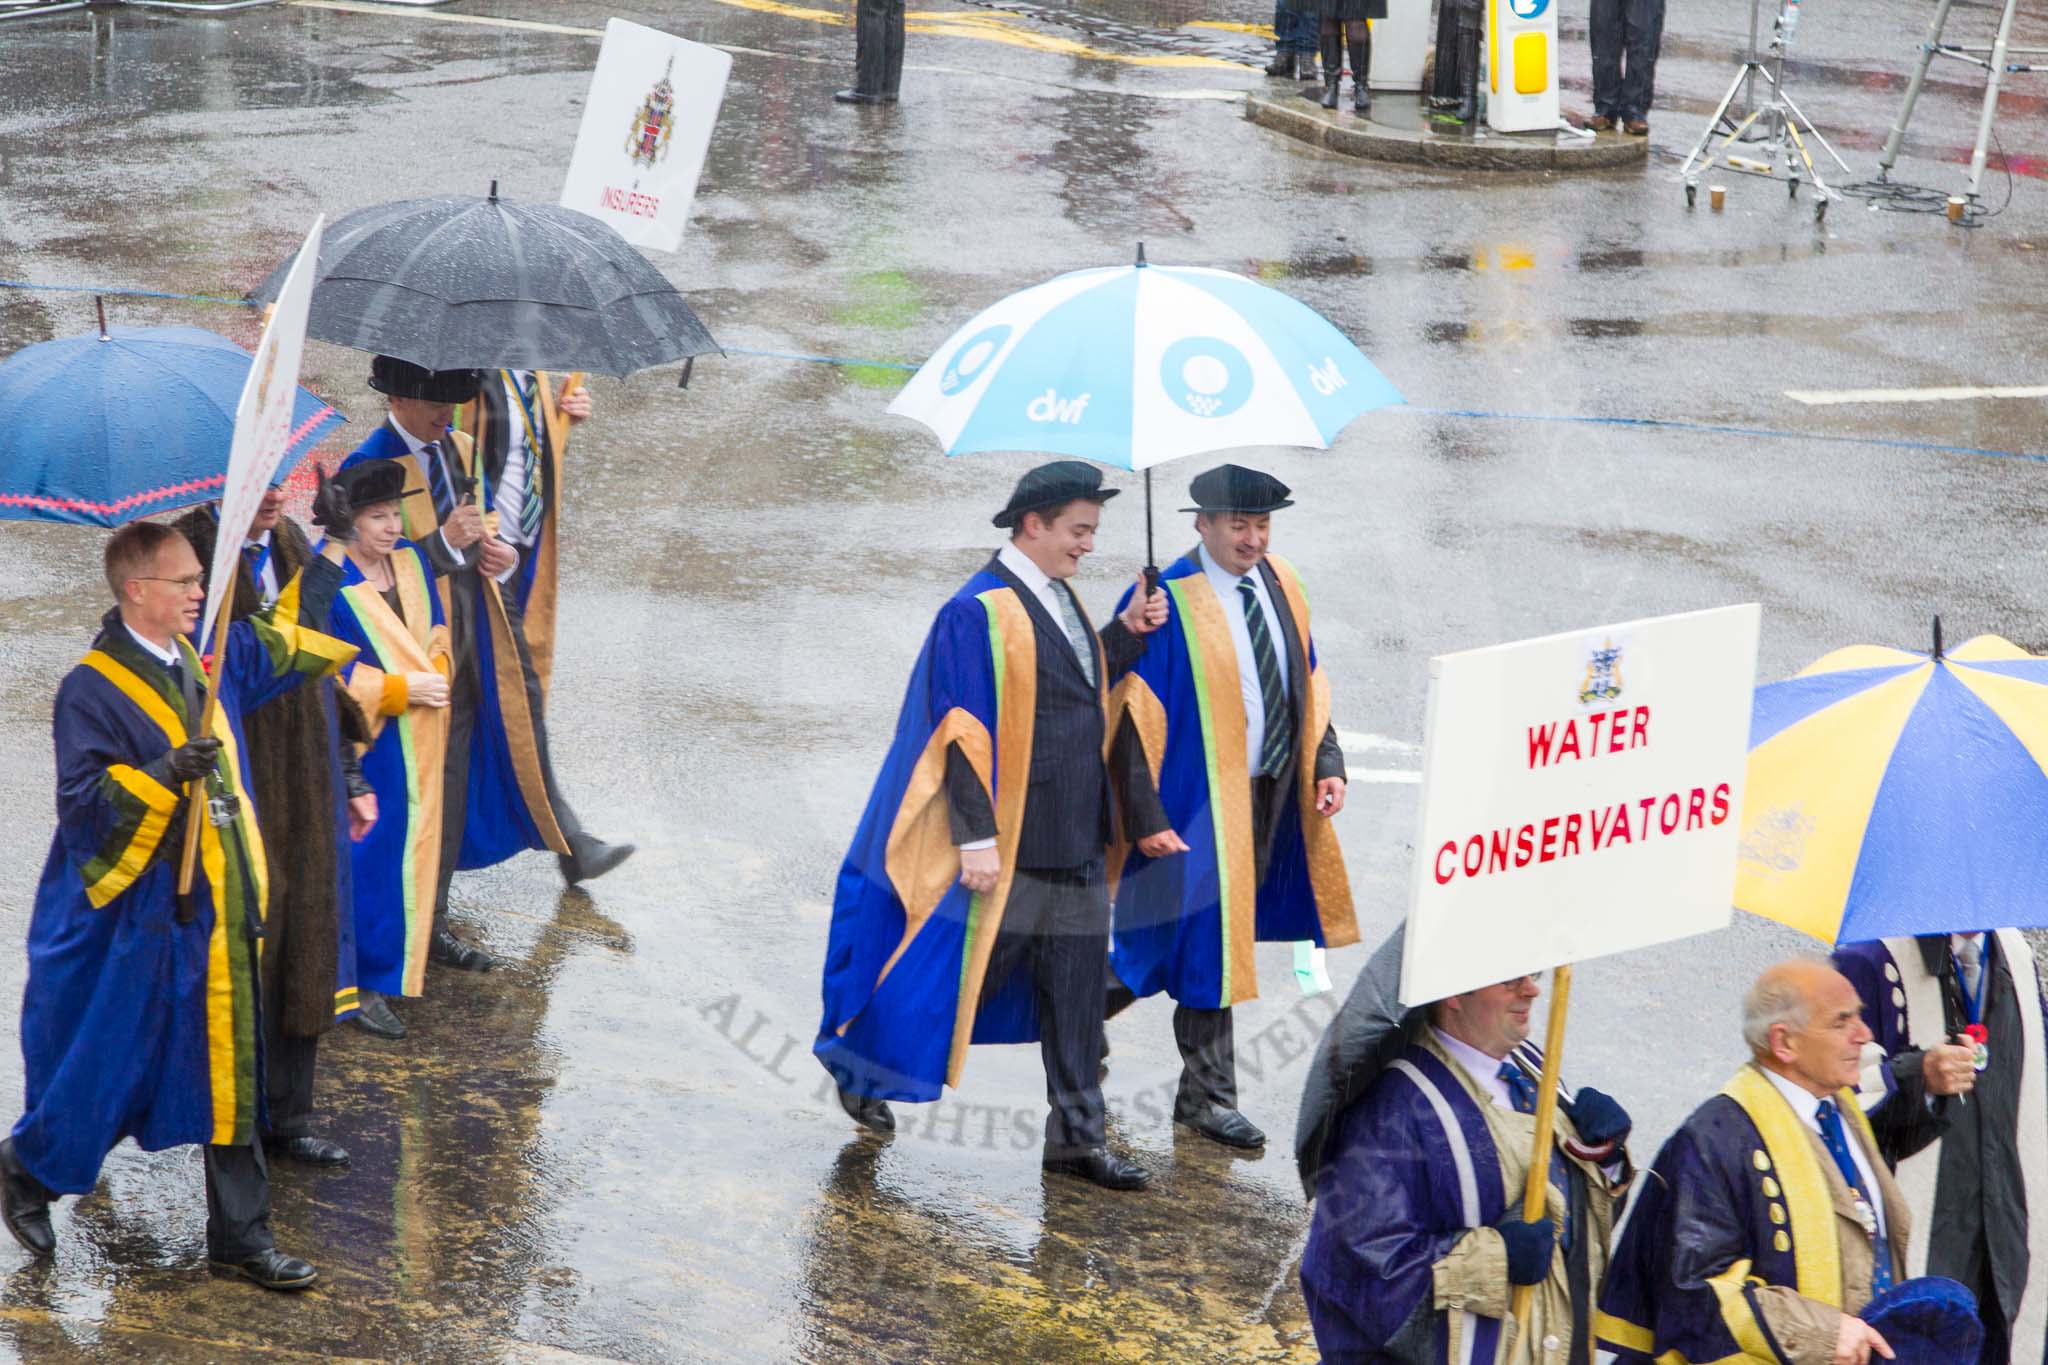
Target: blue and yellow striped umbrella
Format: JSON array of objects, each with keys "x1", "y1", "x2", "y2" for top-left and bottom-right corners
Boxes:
[{"x1": 1738, "y1": 631, "x2": 2048, "y2": 943}]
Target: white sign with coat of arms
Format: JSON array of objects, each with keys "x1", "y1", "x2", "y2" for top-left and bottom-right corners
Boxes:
[
  {"x1": 1399, "y1": 604, "x2": 1761, "y2": 1005},
  {"x1": 559, "y1": 20, "x2": 730, "y2": 252}
]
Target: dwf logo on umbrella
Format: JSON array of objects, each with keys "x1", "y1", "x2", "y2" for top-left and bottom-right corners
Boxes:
[{"x1": 1161, "y1": 338, "x2": 1251, "y2": 420}]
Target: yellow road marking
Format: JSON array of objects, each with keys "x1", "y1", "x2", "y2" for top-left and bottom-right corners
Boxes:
[
  {"x1": 1187, "y1": 19, "x2": 1275, "y2": 35},
  {"x1": 294, "y1": 0, "x2": 1247, "y2": 68}
]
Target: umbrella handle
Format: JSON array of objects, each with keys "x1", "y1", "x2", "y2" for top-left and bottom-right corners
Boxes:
[{"x1": 1143, "y1": 467, "x2": 1158, "y2": 595}]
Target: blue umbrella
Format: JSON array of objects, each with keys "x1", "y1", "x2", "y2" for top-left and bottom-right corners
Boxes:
[
  {"x1": 887, "y1": 246, "x2": 1403, "y2": 565},
  {"x1": 0, "y1": 321, "x2": 345, "y2": 527}
]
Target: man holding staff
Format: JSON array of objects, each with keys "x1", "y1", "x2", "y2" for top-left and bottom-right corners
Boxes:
[
  {"x1": 173, "y1": 483, "x2": 377, "y2": 1152},
  {"x1": 1104, "y1": 464, "x2": 1357, "y2": 1150},
  {"x1": 0, "y1": 522, "x2": 352, "y2": 1288},
  {"x1": 1300, "y1": 970, "x2": 1635, "y2": 1362}
]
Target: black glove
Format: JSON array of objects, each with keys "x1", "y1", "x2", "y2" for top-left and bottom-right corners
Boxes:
[
  {"x1": 1494, "y1": 1215, "x2": 1556, "y2": 1286},
  {"x1": 1564, "y1": 1088, "x2": 1630, "y2": 1154},
  {"x1": 309, "y1": 465, "x2": 354, "y2": 542},
  {"x1": 1564, "y1": 1086, "x2": 1632, "y2": 1149},
  {"x1": 149, "y1": 735, "x2": 222, "y2": 785}
]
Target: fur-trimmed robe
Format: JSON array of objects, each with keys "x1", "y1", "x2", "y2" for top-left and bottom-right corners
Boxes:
[{"x1": 174, "y1": 508, "x2": 369, "y2": 1037}]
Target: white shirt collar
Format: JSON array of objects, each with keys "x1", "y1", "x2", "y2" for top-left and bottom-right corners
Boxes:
[
  {"x1": 1197, "y1": 542, "x2": 1268, "y2": 593},
  {"x1": 245, "y1": 528, "x2": 273, "y2": 550},
  {"x1": 123, "y1": 622, "x2": 180, "y2": 668},
  {"x1": 1759, "y1": 1064, "x2": 1828, "y2": 1130},
  {"x1": 1432, "y1": 1027, "x2": 1515, "y2": 1109},
  {"x1": 386, "y1": 413, "x2": 435, "y2": 456},
  {"x1": 997, "y1": 541, "x2": 1056, "y2": 597}
]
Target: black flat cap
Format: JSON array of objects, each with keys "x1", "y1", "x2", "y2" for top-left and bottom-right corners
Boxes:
[
  {"x1": 992, "y1": 460, "x2": 1120, "y2": 529},
  {"x1": 368, "y1": 355, "x2": 484, "y2": 404},
  {"x1": 1180, "y1": 463, "x2": 1293, "y2": 515}
]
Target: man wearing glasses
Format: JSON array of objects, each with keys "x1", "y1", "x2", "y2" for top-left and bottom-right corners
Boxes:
[
  {"x1": 1302, "y1": 970, "x2": 1636, "y2": 1362},
  {"x1": 0, "y1": 522, "x2": 353, "y2": 1289}
]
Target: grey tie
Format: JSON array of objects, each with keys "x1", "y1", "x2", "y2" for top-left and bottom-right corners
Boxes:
[{"x1": 1053, "y1": 584, "x2": 1096, "y2": 687}]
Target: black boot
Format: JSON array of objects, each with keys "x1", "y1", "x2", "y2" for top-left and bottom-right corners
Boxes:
[
  {"x1": 1350, "y1": 23, "x2": 1372, "y2": 113},
  {"x1": 1455, "y1": 24, "x2": 1480, "y2": 124},
  {"x1": 1298, "y1": 48, "x2": 1319, "y2": 82},
  {"x1": 559, "y1": 832, "x2": 635, "y2": 886},
  {"x1": 1264, "y1": 45, "x2": 1295, "y2": 77},
  {"x1": 1319, "y1": 33, "x2": 1342, "y2": 110}
]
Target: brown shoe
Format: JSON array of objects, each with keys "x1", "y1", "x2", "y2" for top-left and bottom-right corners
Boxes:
[
  {"x1": 1586, "y1": 115, "x2": 1615, "y2": 132},
  {"x1": 1623, "y1": 119, "x2": 1649, "y2": 135}
]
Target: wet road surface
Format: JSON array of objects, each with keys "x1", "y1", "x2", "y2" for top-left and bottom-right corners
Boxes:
[{"x1": 0, "y1": 0, "x2": 2046, "y2": 1358}]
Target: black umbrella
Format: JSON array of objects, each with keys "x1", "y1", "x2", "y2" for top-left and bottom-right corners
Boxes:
[
  {"x1": 249, "y1": 184, "x2": 719, "y2": 376},
  {"x1": 1294, "y1": 922, "x2": 1424, "y2": 1199}
]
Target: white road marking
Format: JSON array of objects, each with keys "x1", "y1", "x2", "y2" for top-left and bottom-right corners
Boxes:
[
  {"x1": 1335, "y1": 729, "x2": 1423, "y2": 782},
  {"x1": 1784, "y1": 383, "x2": 2048, "y2": 406}
]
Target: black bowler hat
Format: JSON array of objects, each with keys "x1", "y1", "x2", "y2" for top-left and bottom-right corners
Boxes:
[
  {"x1": 1180, "y1": 463, "x2": 1294, "y2": 515},
  {"x1": 992, "y1": 460, "x2": 1120, "y2": 529},
  {"x1": 368, "y1": 355, "x2": 484, "y2": 404},
  {"x1": 333, "y1": 458, "x2": 421, "y2": 510}
]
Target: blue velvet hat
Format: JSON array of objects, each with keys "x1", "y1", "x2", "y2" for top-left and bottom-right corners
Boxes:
[{"x1": 1859, "y1": 1277, "x2": 1983, "y2": 1365}]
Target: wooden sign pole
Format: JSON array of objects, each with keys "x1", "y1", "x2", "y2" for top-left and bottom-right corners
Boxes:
[
  {"x1": 174, "y1": 602, "x2": 237, "y2": 899},
  {"x1": 1509, "y1": 961, "x2": 1574, "y2": 1335}
]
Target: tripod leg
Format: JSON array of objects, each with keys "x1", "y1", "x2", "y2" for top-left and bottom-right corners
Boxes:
[
  {"x1": 1966, "y1": 0, "x2": 2019, "y2": 199},
  {"x1": 1679, "y1": 63, "x2": 1757, "y2": 179},
  {"x1": 1876, "y1": 0, "x2": 1958, "y2": 180},
  {"x1": 1775, "y1": 88, "x2": 1851, "y2": 173}
]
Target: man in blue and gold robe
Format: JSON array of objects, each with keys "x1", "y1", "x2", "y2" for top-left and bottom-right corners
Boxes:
[
  {"x1": 0, "y1": 522, "x2": 353, "y2": 1289},
  {"x1": 1598, "y1": 961, "x2": 1913, "y2": 1364},
  {"x1": 1105, "y1": 464, "x2": 1356, "y2": 1150},
  {"x1": 815, "y1": 462, "x2": 1167, "y2": 1190}
]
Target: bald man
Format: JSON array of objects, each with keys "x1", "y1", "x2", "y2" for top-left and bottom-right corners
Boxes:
[{"x1": 1597, "y1": 962, "x2": 1909, "y2": 1364}]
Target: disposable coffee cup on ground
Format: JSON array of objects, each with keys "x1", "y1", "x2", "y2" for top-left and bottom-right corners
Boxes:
[
  {"x1": 1710, "y1": 185, "x2": 1726, "y2": 212},
  {"x1": 1947, "y1": 196, "x2": 1967, "y2": 222}
]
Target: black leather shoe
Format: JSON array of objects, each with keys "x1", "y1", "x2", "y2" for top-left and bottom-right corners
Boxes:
[
  {"x1": 1177, "y1": 1104, "x2": 1267, "y2": 1150},
  {"x1": 263, "y1": 1135, "x2": 349, "y2": 1167},
  {"x1": 559, "y1": 833, "x2": 635, "y2": 886},
  {"x1": 211, "y1": 1248, "x2": 317, "y2": 1291},
  {"x1": 834, "y1": 88, "x2": 886, "y2": 104},
  {"x1": 837, "y1": 1086, "x2": 895, "y2": 1134},
  {"x1": 1263, "y1": 48, "x2": 1295, "y2": 77},
  {"x1": 0, "y1": 1139, "x2": 53, "y2": 1260},
  {"x1": 1043, "y1": 1147, "x2": 1150, "y2": 1190},
  {"x1": 428, "y1": 927, "x2": 497, "y2": 972},
  {"x1": 352, "y1": 991, "x2": 405, "y2": 1040}
]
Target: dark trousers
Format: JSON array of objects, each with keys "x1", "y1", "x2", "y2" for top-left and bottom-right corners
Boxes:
[
  {"x1": 1104, "y1": 773, "x2": 1285, "y2": 1113},
  {"x1": 850, "y1": 0, "x2": 905, "y2": 99},
  {"x1": 983, "y1": 865, "x2": 1109, "y2": 1156},
  {"x1": 204, "y1": 1142, "x2": 274, "y2": 1261},
  {"x1": 262, "y1": 1022, "x2": 319, "y2": 1141},
  {"x1": 1589, "y1": 0, "x2": 1663, "y2": 121},
  {"x1": 1273, "y1": 3, "x2": 1317, "y2": 53}
]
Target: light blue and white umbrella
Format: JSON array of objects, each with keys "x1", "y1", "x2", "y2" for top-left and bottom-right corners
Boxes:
[{"x1": 887, "y1": 249, "x2": 1402, "y2": 558}]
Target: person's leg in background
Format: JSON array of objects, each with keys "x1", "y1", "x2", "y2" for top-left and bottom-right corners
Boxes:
[
  {"x1": 1318, "y1": 15, "x2": 1344, "y2": 109},
  {"x1": 1345, "y1": 19, "x2": 1372, "y2": 112},
  {"x1": 1618, "y1": 0, "x2": 1664, "y2": 132},
  {"x1": 1267, "y1": 3, "x2": 1298, "y2": 76},
  {"x1": 1588, "y1": 0, "x2": 1623, "y2": 130}
]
